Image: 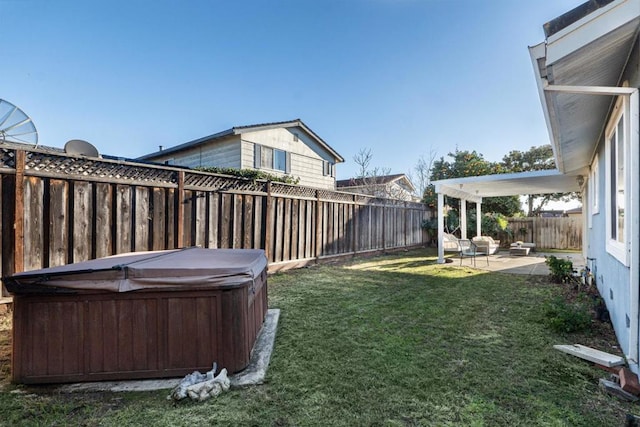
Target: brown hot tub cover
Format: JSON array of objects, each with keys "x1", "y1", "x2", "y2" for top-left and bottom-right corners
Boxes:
[{"x1": 5, "y1": 247, "x2": 268, "y2": 293}]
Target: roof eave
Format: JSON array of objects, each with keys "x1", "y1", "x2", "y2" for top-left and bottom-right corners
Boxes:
[{"x1": 529, "y1": 0, "x2": 640, "y2": 173}]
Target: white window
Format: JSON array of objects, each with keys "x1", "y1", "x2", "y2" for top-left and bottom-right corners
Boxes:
[
  {"x1": 254, "y1": 144, "x2": 290, "y2": 173},
  {"x1": 323, "y1": 161, "x2": 335, "y2": 177},
  {"x1": 605, "y1": 97, "x2": 629, "y2": 265}
]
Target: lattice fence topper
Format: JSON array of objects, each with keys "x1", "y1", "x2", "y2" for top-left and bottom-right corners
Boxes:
[
  {"x1": 23, "y1": 151, "x2": 178, "y2": 183},
  {"x1": 0, "y1": 147, "x2": 15, "y2": 169},
  {"x1": 270, "y1": 182, "x2": 317, "y2": 199},
  {"x1": 185, "y1": 171, "x2": 268, "y2": 193}
]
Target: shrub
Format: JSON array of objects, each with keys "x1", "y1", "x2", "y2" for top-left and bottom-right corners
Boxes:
[
  {"x1": 543, "y1": 296, "x2": 592, "y2": 333},
  {"x1": 545, "y1": 255, "x2": 576, "y2": 284},
  {"x1": 195, "y1": 166, "x2": 300, "y2": 185}
]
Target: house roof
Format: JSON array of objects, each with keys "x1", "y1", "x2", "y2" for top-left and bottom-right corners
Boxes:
[
  {"x1": 336, "y1": 173, "x2": 415, "y2": 191},
  {"x1": 138, "y1": 119, "x2": 344, "y2": 163},
  {"x1": 529, "y1": 0, "x2": 640, "y2": 174}
]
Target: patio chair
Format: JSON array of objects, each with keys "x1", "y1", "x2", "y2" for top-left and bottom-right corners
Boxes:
[{"x1": 458, "y1": 239, "x2": 489, "y2": 267}]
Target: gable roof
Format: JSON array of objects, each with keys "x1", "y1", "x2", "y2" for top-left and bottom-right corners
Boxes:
[
  {"x1": 337, "y1": 174, "x2": 416, "y2": 192},
  {"x1": 138, "y1": 119, "x2": 344, "y2": 163}
]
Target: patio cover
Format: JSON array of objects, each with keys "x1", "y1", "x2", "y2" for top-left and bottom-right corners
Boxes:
[
  {"x1": 432, "y1": 169, "x2": 583, "y2": 263},
  {"x1": 433, "y1": 169, "x2": 583, "y2": 202},
  {"x1": 4, "y1": 247, "x2": 268, "y2": 293}
]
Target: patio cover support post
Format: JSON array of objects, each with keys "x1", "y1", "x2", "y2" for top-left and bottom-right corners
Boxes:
[
  {"x1": 437, "y1": 192, "x2": 445, "y2": 264},
  {"x1": 476, "y1": 201, "x2": 482, "y2": 238},
  {"x1": 460, "y1": 199, "x2": 467, "y2": 239},
  {"x1": 460, "y1": 199, "x2": 467, "y2": 240}
]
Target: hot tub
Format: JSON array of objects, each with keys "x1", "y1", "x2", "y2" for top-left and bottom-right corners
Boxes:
[{"x1": 5, "y1": 248, "x2": 268, "y2": 384}]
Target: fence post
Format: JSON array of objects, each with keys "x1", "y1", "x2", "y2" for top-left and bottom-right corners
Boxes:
[
  {"x1": 13, "y1": 150, "x2": 25, "y2": 274},
  {"x1": 315, "y1": 190, "x2": 322, "y2": 261},
  {"x1": 264, "y1": 181, "x2": 273, "y2": 262},
  {"x1": 352, "y1": 194, "x2": 357, "y2": 255},
  {"x1": 176, "y1": 170, "x2": 185, "y2": 248},
  {"x1": 382, "y1": 201, "x2": 386, "y2": 252}
]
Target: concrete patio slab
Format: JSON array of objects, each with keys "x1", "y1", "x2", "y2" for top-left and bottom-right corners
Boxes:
[{"x1": 457, "y1": 251, "x2": 585, "y2": 276}]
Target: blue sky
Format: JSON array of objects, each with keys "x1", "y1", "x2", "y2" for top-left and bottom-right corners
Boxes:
[{"x1": 2, "y1": 0, "x2": 583, "y2": 181}]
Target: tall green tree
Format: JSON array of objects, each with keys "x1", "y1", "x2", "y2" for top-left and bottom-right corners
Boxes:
[
  {"x1": 426, "y1": 150, "x2": 521, "y2": 218},
  {"x1": 501, "y1": 145, "x2": 578, "y2": 216}
]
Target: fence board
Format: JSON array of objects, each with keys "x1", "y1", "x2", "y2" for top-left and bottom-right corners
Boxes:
[
  {"x1": 135, "y1": 187, "x2": 150, "y2": 252},
  {"x1": 73, "y1": 181, "x2": 93, "y2": 262},
  {"x1": 152, "y1": 188, "x2": 166, "y2": 251},
  {"x1": 95, "y1": 183, "x2": 113, "y2": 258},
  {"x1": 283, "y1": 199, "x2": 292, "y2": 260},
  {"x1": 244, "y1": 195, "x2": 254, "y2": 249},
  {"x1": 24, "y1": 177, "x2": 44, "y2": 271},
  {"x1": 116, "y1": 185, "x2": 132, "y2": 254},
  {"x1": 194, "y1": 192, "x2": 207, "y2": 248},
  {"x1": 182, "y1": 190, "x2": 194, "y2": 248},
  {"x1": 49, "y1": 179, "x2": 68, "y2": 267},
  {"x1": 208, "y1": 193, "x2": 219, "y2": 248},
  {"x1": 234, "y1": 194, "x2": 243, "y2": 249},
  {"x1": 220, "y1": 193, "x2": 232, "y2": 249},
  {"x1": 254, "y1": 196, "x2": 264, "y2": 250}
]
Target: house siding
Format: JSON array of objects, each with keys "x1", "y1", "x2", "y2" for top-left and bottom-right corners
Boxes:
[
  {"x1": 242, "y1": 127, "x2": 336, "y2": 190},
  {"x1": 586, "y1": 36, "x2": 640, "y2": 361},
  {"x1": 149, "y1": 137, "x2": 241, "y2": 169}
]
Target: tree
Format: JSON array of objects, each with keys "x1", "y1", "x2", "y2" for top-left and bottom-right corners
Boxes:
[
  {"x1": 427, "y1": 150, "x2": 521, "y2": 218},
  {"x1": 351, "y1": 148, "x2": 406, "y2": 199},
  {"x1": 411, "y1": 148, "x2": 437, "y2": 199},
  {"x1": 500, "y1": 145, "x2": 578, "y2": 216}
]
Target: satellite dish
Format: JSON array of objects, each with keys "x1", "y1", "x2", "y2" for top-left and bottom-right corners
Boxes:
[
  {"x1": 0, "y1": 98, "x2": 38, "y2": 145},
  {"x1": 64, "y1": 139, "x2": 100, "y2": 157}
]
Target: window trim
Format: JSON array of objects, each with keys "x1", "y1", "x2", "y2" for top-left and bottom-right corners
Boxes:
[
  {"x1": 254, "y1": 143, "x2": 289, "y2": 173},
  {"x1": 604, "y1": 96, "x2": 629, "y2": 265}
]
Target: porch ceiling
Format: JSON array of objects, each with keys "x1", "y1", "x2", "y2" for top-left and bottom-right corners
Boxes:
[{"x1": 432, "y1": 169, "x2": 583, "y2": 202}]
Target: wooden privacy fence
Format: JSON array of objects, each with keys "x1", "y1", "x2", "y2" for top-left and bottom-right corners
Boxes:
[
  {"x1": 498, "y1": 217, "x2": 582, "y2": 250},
  {"x1": 0, "y1": 144, "x2": 431, "y2": 297}
]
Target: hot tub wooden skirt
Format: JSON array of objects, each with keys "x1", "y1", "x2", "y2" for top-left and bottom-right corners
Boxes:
[{"x1": 11, "y1": 280, "x2": 267, "y2": 384}]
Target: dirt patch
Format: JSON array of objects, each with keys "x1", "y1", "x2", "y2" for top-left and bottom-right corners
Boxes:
[{"x1": 525, "y1": 275, "x2": 622, "y2": 357}]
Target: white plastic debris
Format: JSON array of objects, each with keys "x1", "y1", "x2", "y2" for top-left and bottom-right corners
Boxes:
[{"x1": 169, "y1": 363, "x2": 230, "y2": 402}]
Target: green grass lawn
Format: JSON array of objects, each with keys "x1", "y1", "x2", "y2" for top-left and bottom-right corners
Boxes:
[{"x1": 0, "y1": 249, "x2": 635, "y2": 426}]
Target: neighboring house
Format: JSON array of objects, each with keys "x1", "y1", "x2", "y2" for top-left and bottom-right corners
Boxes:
[
  {"x1": 432, "y1": 0, "x2": 640, "y2": 374},
  {"x1": 336, "y1": 174, "x2": 418, "y2": 201},
  {"x1": 538, "y1": 210, "x2": 567, "y2": 218},
  {"x1": 138, "y1": 119, "x2": 344, "y2": 190},
  {"x1": 565, "y1": 207, "x2": 583, "y2": 219}
]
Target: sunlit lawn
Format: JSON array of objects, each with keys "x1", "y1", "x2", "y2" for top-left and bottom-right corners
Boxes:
[{"x1": 0, "y1": 248, "x2": 635, "y2": 426}]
